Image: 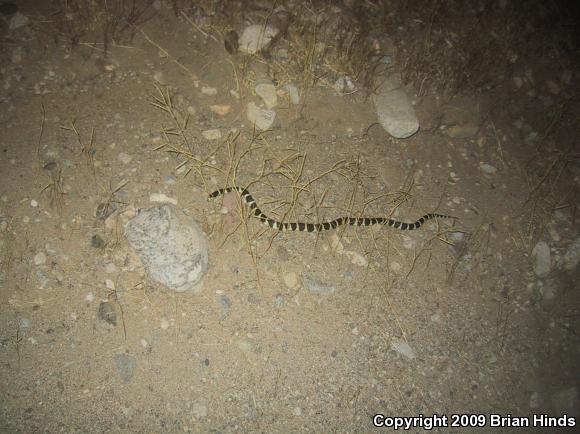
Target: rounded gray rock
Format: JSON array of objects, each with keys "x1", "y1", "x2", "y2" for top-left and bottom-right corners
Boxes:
[{"x1": 125, "y1": 205, "x2": 209, "y2": 293}]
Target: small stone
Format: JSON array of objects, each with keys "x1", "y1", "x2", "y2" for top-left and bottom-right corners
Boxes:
[
  {"x1": 140, "y1": 338, "x2": 149, "y2": 348},
  {"x1": 149, "y1": 193, "x2": 178, "y2": 205},
  {"x1": 160, "y1": 317, "x2": 170, "y2": 330},
  {"x1": 284, "y1": 272, "x2": 299, "y2": 289},
  {"x1": 98, "y1": 301, "x2": 117, "y2": 326},
  {"x1": 105, "y1": 279, "x2": 115, "y2": 290},
  {"x1": 33, "y1": 252, "x2": 47, "y2": 265},
  {"x1": 30, "y1": 199, "x2": 38, "y2": 207},
  {"x1": 304, "y1": 275, "x2": 335, "y2": 294},
  {"x1": 105, "y1": 263, "x2": 117, "y2": 274},
  {"x1": 532, "y1": 241, "x2": 551, "y2": 277},
  {"x1": 85, "y1": 293, "x2": 95, "y2": 303},
  {"x1": 247, "y1": 102, "x2": 275, "y2": 130},
  {"x1": 255, "y1": 80, "x2": 278, "y2": 109},
  {"x1": 209, "y1": 105, "x2": 231, "y2": 116},
  {"x1": 391, "y1": 340, "x2": 416, "y2": 360},
  {"x1": 9, "y1": 12, "x2": 29, "y2": 29},
  {"x1": 201, "y1": 86, "x2": 218, "y2": 96},
  {"x1": 91, "y1": 234, "x2": 105, "y2": 248},
  {"x1": 479, "y1": 163, "x2": 497, "y2": 174},
  {"x1": 284, "y1": 83, "x2": 300, "y2": 105},
  {"x1": 114, "y1": 353, "x2": 136, "y2": 383},
  {"x1": 292, "y1": 407, "x2": 302, "y2": 416},
  {"x1": 202, "y1": 129, "x2": 222, "y2": 140}
]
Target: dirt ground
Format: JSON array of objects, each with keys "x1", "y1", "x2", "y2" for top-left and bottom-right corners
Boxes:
[{"x1": 1, "y1": 0, "x2": 579, "y2": 432}]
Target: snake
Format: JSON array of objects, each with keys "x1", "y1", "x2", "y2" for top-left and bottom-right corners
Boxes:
[{"x1": 209, "y1": 186, "x2": 454, "y2": 232}]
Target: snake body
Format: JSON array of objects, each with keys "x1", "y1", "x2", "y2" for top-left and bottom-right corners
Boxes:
[{"x1": 209, "y1": 186, "x2": 453, "y2": 232}]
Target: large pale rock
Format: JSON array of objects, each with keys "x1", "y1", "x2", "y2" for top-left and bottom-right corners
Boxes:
[
  {"x1": 125, "y1": 205, "x2": 209, "y2": 293},
  {"x1": 373, "y1": 75, "x2": 419, "y2": 139},
  {"x1": 238, "y1": 24, "x2": 278, "y2": 54}
]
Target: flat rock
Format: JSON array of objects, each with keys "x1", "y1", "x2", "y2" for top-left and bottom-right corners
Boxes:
[
  {"x1": 255, "y1": 80, "x2": 278, "y2": 109},
  {"x1": 247, "y1": 102, "x2": 275, "y2": 130},
  {"x1": 125, "y1": 205, "x2": 209, "y2": 293},
  {"x1": 373, "y1": 75, "x2": 419, "y2": 139},
  {"x1": 114, "y1": 353, "x2": 136, "y2": 383}
]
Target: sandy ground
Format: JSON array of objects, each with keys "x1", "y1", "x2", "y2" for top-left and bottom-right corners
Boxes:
[{"x1": 1, "y1": 1, "x2": 579, "y2": 432}]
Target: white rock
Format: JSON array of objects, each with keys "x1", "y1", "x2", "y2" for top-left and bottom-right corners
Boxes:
[
  {"x1": 149, "y1": 193, "x2": 178, "y2": 205},
  {"x1": 201, "y1": 86, "x2": 218, "y2": 96},
  {"x1": 532, "y1": 241, "x2": 551, "y2": 277},
  {"x1": 33, "y1": 252, "x2": 47, "y2": 265},
  {"x1": 125, "y1": 205, "x2": 209, "y2": 293},
  {"x1": 247, "y1": 102, "x2": 275, "y2": 130},
  {"x1": 30, "y1": 199, "x2": 38, "y2": 207},
  {"x1": 160, "y1": 317, "x2": 170, "y2": 329},
  {"x1": 391, "y1": 340, "x2": 416, "y2": 360},
  {"x1": 255, "y1": 80, "x2": 278, "y2": 109},
  {"x1": 373, "y1": 75, "x2": 419, "y2": 139},
  {"x1": 283, "y1": 272, "x2": 299, "y2": 289},
  {"x1": 202, "y1": 129, "x2": 222, "y2": 140},
  {"x1": 238, "y1": 25, "x2": 278, "y2": 54}
]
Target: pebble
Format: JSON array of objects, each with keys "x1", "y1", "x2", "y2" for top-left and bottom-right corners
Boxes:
[
  {"x1": 160, "y1": 317, "x2": 170, "y2": 330},
  {"x1": 247, "y1": 102, "x2": 275, "y2": 130},
  {"x1": 219, "y1": 295, "x2": 231, "y2": 319},
  {"x1": 284, "y1": 83, "x2": 300, "y2": 105},
  {"x1": 479, "y1": 163, "x2": 497, "y2": 174},
  {"x1": 98, "y1": 301, "x2": 117, "y2": 326},
  {"x1": 209, "y1": 105, "x2": 231, "y2": 116},
  {"x1": 532, "y1": 241, "x2": 551, "y2": 277},
  {"x1": 391, "y1": 340, "x2": 416, "y2": 360},
  {"x1": 201, "y1": 86, "x2": 218, "y2": 96},
  {"x1": 105, "y1": 279, "x2": 115, "y2": 290},
  {"x1": 105, "y1": 263, "x2": 117, "y2": 274},
  {"x1": 303, "y1": 275, "x2": 335, "y2": 294},
  {"x1": 85, "y1": 292, "x2": 95, "y2": 303},
  {"x1": 149, "y1": 193, "x2": 178, "y2": 205},
  {"x1": 284, "y1": 272, "x2": 299, "y2": 289},
  {"x1": 30, "y1": 199, "x2": 38, "y2": 207},
  {"x1": 33, "y1": 252, "x2": 47, "y2": 265},
  {"x1": 202, "y1": 129, "x2": 222, "y2": 140},
  {"x1": 255, "y1": 80, "x2": 278, "y2": 109},
  {"x1": 114, "y1": 353, "x2": 136, "y2": 383},
  {"x1": 9, "y1": 11, "x2": 29, "y2": 29},
  {"x1": 91, "y1": 234, "x2": 105, "y2": 248}
]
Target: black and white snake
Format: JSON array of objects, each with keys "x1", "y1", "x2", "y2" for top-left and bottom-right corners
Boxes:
[{"x1": 209, "y1": 186, "x2": 454, "y2": 232}]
